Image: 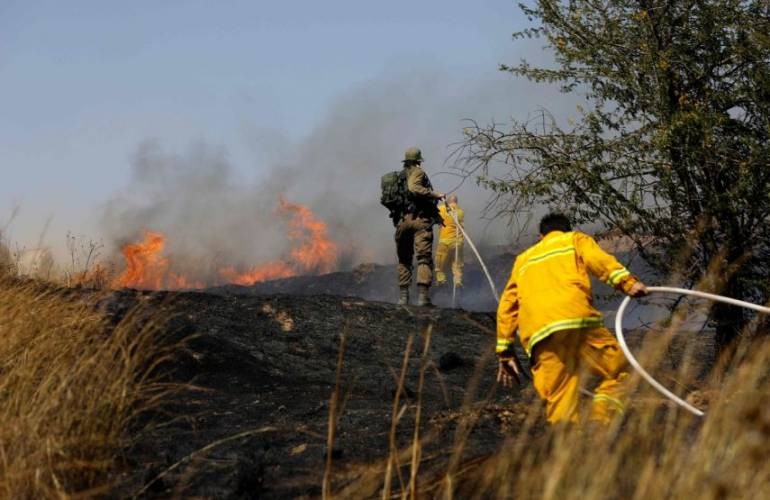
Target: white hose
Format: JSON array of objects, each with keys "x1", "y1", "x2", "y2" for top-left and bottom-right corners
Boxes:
[
  {"x1": 447, "y1": 207, "x2": 500, "y2": 303},
  {"x1": 452, "y1": 211, "x2": 460, "y2": 308},
  {"x1": 450, "y1": 226, "x2": 770, "y2": 416},
  {"x1": 440, "y1": 208, "x2": 770, "y2": 415},
  {"x1": 615, "y1": 286, "x2": 770, "y2": 417}
]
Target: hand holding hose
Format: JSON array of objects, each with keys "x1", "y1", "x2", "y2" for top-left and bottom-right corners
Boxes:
[{"x1": 628, "y1": 281, "x2": 649, "y2": 298}]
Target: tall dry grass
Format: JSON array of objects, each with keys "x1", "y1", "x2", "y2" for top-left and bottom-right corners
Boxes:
[
  {"x1": 0, "y1": 277, "x2": 167, "y2": 497},
  {"x1": 454, "y1": 339, "x2": 770, "y2": 499},
  {"x1": 331, "y1": 320, "x2": 769, "y2": 499}
]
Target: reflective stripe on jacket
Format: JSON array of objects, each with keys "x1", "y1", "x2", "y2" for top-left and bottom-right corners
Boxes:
[
  {"x1": 496, "y1": 231, "x2": 638, "y2": 357},
  {"x1": 438, "y1": 203, "x2": 464, "y2": 244}
]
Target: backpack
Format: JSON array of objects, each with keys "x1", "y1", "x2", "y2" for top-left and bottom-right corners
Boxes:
[{"x1": 380, "y1": 170, "x2": 409, "y2": 226}]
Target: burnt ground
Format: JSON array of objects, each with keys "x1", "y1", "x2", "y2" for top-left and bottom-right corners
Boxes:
[
  {"x1": 99, "y1": 255, "x2": 698, "y2": 499},
  {"x1": 210, "y1": 256, "x2": 517, "y2": 311},
  {"x1": 105, "y1": 290, "x2": 539, "y2": 499},
  {"x1": 211, "y1": 250, "x2": 656, "y2": 313}
]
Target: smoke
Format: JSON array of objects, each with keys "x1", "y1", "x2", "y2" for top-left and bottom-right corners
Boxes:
[{"x1": 102, "y1": 67, "x2": 573, "y2": 281}]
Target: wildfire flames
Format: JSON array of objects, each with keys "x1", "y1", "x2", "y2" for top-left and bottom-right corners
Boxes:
[
  {"x1": 112, "y1": 231, "x2": 200, "y2": 290},
  {"x1": 219, "y1": 197, "x2": 338, "y2": 285},
  {"x1": 112, "y1": 197, "x2": 338, "y2": 290}
]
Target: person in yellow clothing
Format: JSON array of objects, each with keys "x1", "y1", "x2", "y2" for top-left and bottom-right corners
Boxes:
[
  {"x1": 435, "y1": 194, "x2": 464, "y2": 287},
  {"x1": 496, "y1": 213, "x2": 648, "y2": 425}
]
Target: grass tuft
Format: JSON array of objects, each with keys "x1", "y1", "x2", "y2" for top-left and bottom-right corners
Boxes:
[{"x1": 0, "y1": 277, "x2": 167, "y2": 497}]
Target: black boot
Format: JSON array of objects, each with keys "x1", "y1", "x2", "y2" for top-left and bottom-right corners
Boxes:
[
  {"x1": 417, "y1": 284, "x2": 433, "y2": 307},
  {"x1": 398, "y1": 286, "x2": 409, "y2": 305}
]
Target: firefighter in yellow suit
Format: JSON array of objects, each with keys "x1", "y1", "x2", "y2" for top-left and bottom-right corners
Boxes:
[
  {"x1": 496, "y1": 213, "x2": 648, "y2": 425},
  {"x1": 435, "y1": 194, "x2": 464, "y2": 287}
]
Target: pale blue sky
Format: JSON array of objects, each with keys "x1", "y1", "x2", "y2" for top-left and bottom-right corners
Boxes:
[{"x1": 1, "y1": 1, "x2": 547, "y2": 258}]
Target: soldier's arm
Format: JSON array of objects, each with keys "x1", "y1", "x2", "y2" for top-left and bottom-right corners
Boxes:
[
  {"x1": 574, "y1": 232, "x2": 640, "y2": 294},
  {"x1": 407, "y1": 168, "x2": 443, "y2": 199}
]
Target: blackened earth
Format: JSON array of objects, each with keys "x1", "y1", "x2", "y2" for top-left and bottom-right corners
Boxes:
[
  {"x1": 105, "y1": 290, "x2": 538, "y2": 499},
  {"x1": 98, "y1": 254, "x2": 674, "y2": 498}
]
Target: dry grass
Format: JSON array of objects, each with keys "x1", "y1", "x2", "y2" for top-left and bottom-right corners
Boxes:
[
  {"x1": 453, "y1": 341, "x2": 770, "y2": 499},
  {"x1": 324, "y1": 244, "x2": 770, "y2": 499},
  {"x1": 330, "y1": 322, "x2": 770, "y2": 499},
  {"x1": 0, "y1": 276, "x2": 167, "y2": 498},
  {"x1": 2, "y1": 223, "x2": 767, "y2": 498}
]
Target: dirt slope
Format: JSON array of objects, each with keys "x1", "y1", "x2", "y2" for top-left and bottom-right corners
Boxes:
[{"x1": 106, "y1": 290, "x2": 535, "y2": 498}]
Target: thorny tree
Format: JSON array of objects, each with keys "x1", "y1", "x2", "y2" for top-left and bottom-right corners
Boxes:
[{"x1": 458, "y1": 1, "x2": 770, "y2": 351}]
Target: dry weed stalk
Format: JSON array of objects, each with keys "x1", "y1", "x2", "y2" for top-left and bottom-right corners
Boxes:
[
  {"x1": 382, "y1": 335, "x2": 414, "y2": 499},
  {"x1": 322, "y1": 332, "x2": 347, "y2": 499},
  {"x1": 406, "y1": 326, "x2": 432, "y2": 499}
]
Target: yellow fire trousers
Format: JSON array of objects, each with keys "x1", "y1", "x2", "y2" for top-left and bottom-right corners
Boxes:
[
  {"x1": 530, "y1": 327, "x2": 629, "y2": 425},
  {"x1": 434, "y1": 240, "x2": 463, "y2": 286}
]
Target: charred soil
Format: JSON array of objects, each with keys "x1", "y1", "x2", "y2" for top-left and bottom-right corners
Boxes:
[{"x1": 104, "y1": 289, "x2": 537, "y2": 498}]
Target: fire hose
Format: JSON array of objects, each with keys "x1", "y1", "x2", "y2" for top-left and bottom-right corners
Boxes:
[
  {"x1": 452, "y1": 217, "x2": 460, "y2": 308},
  {"x1": 442, "y1": 208, "x2": 770, "y2": 416},
  {"x1": 615, "y1": 286, "x2": 770, "y2": 417},
  {"x1": 446, "y1": 206, "x2": 499, "y2": 302}
]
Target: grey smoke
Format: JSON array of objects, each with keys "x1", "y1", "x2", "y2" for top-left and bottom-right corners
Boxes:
[{"x1": 102, "y1": 67, "x2": 574, "y2": 283}]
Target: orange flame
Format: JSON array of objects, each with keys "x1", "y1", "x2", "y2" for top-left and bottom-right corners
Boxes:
[
  {"x1": 113, "y1": 197, "x2": 338, "y2": 290},
  {"x1": 280, "y1": 196, "x2": 337, "y2": 273},
  {"x1": 113, "y1": 231, "x2": 169, "y2": 289},
  {"x1": 218, "y1": 262, "x2": 294, "y2": 285},
  {"x1": 217, "y1": 196, "x2": 338, "y2": 285},
  {"x1": 112, "y1": 231, "x2": 202, "y2": 290}
]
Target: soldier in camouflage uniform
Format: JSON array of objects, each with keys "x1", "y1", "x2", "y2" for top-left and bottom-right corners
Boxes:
[{"x1": 395, "y1": 147, "x2": 445, "y2": 306}]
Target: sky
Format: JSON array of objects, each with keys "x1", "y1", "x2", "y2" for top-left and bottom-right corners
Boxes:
[{"x1": 0, "y1": 0, "x2": 565, "y2": 267}]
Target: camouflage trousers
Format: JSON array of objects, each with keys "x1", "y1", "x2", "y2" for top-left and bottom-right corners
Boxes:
[{"x1": 395, "y1": 214, "x2": 434, "y2": 287}]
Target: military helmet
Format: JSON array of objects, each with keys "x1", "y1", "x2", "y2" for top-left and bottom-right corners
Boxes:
[{"x1": 403, "y1": 147, "x2": 424, "y2": 163}]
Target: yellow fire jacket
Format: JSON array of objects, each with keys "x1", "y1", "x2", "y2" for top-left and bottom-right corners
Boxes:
[
  {"x1": 496, "y1": 231, "x2": 638, "y2": 357},
  {"x1": 438, "y1": 203, "x2": 464, "y2": 243}
]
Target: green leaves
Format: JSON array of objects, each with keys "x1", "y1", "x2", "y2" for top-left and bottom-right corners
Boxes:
[{"x1": 460, "y1": 1, "x2": 770, "y2": 342}]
